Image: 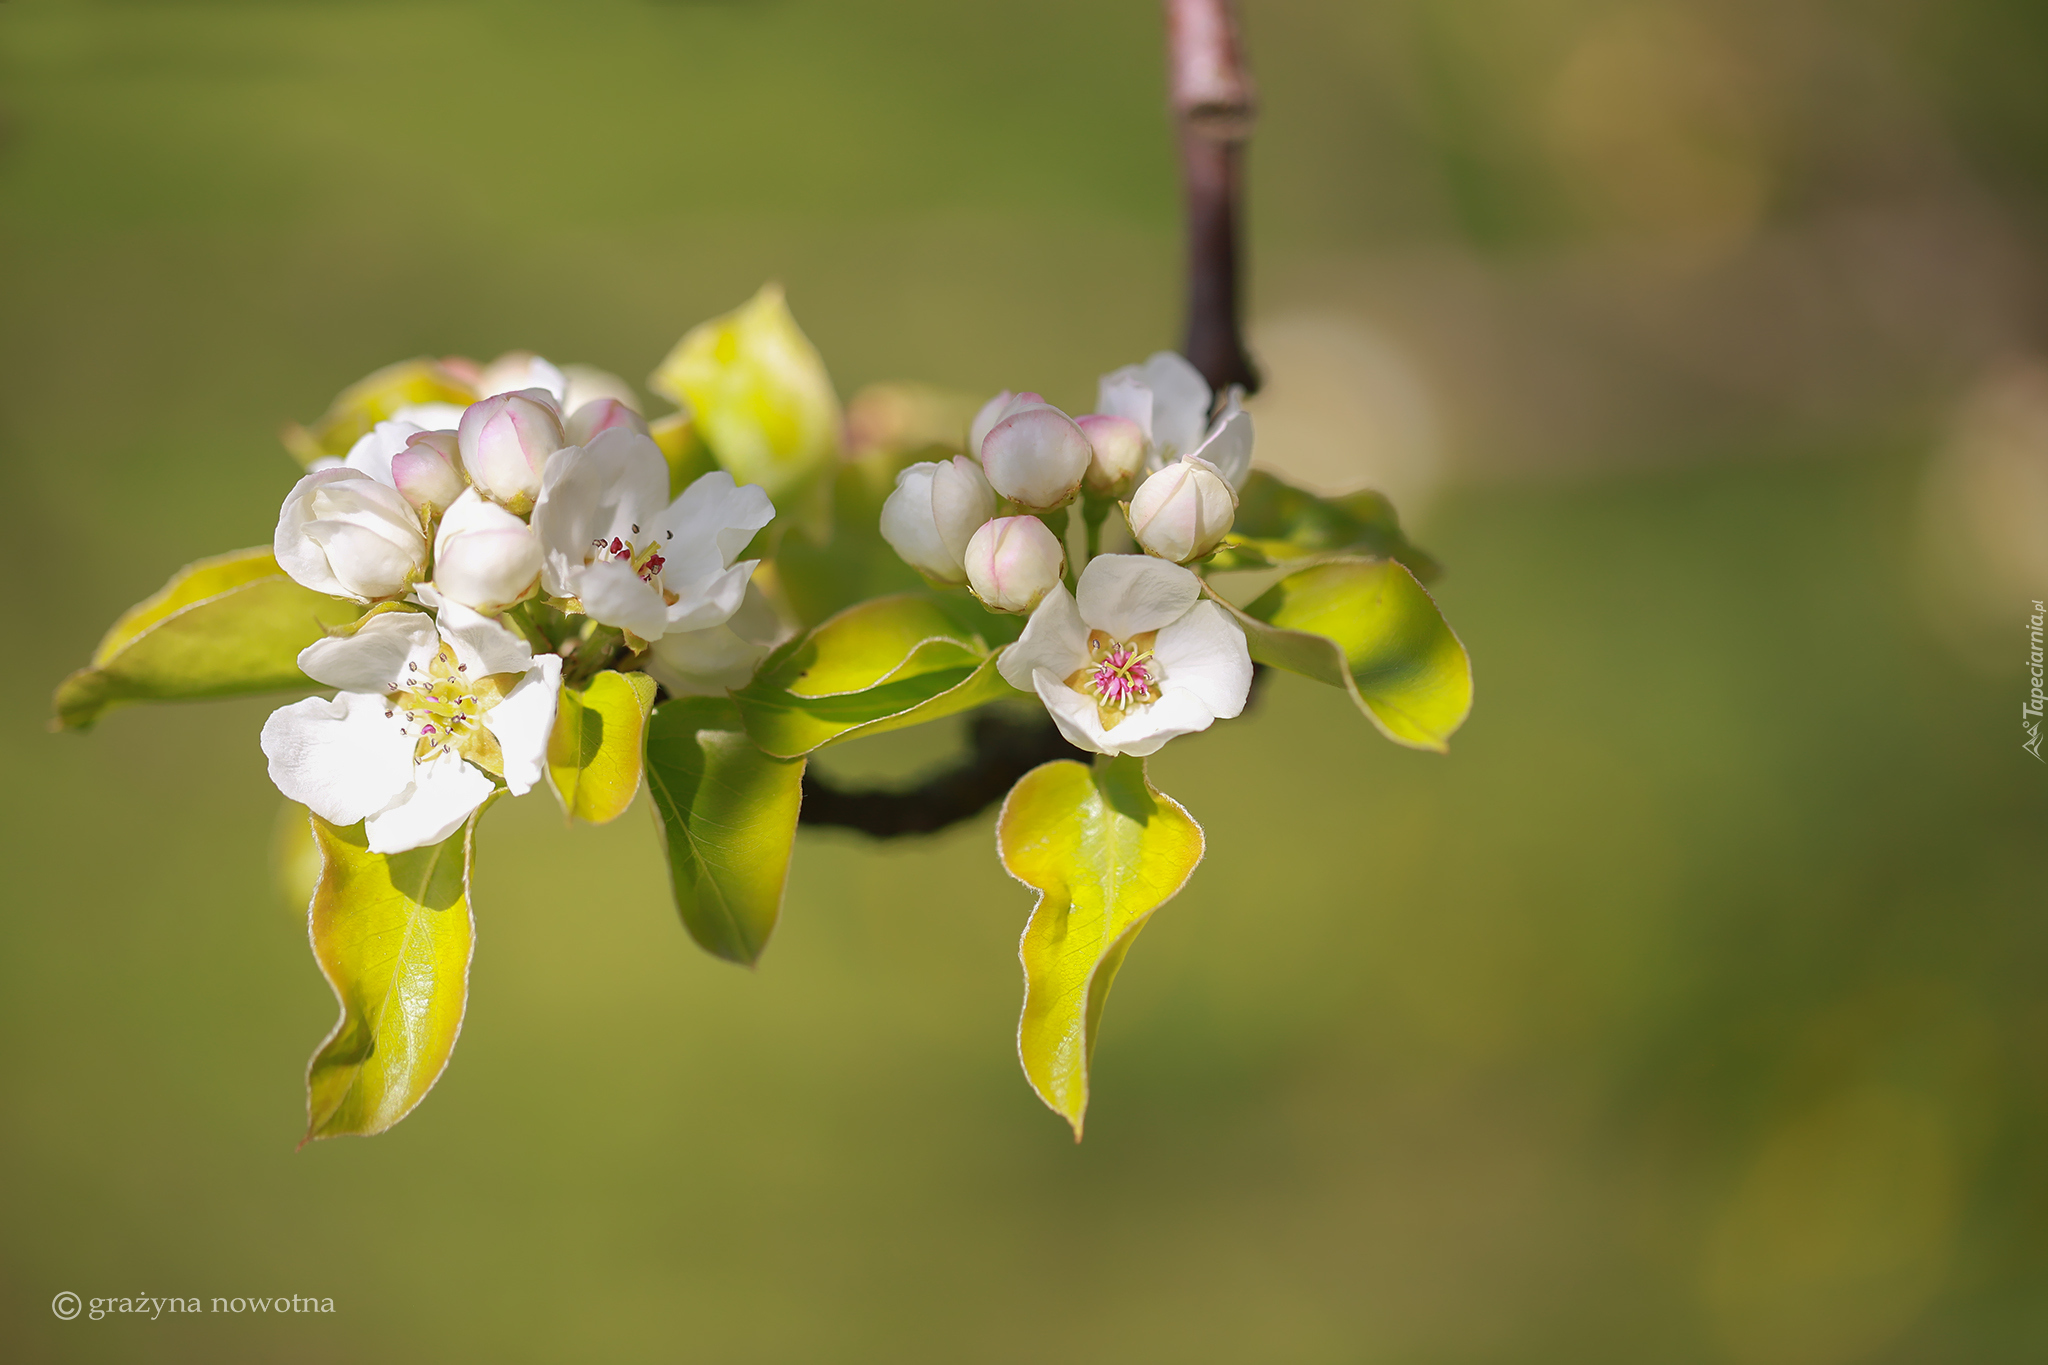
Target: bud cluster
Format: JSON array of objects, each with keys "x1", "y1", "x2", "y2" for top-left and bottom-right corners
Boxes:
[{"x1": 877, "y1": 350, "x2": 1259, "y2": 611}]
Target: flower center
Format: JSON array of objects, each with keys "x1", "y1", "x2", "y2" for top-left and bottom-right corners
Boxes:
[
  {"x1": 387, "y1": 643, "x2": 491, "y2": 765},
  {"x1": 590, "y1": 524, "x2": 667, "y2": 583},
  {"x1": 1066, "y1": 629, "x2": 1161, "y2": 729}
]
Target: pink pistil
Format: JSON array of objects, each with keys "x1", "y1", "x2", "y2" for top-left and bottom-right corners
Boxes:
[{"x1": 1091, "y1": 646, "x2": 1152, "y2": 707}]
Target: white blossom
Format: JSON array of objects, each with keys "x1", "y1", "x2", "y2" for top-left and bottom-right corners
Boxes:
[
  {"x1": 1096, "y1": 351, "x2": 1254, "y2": 486},
  {"x1": 532, "y1": 428, "x2": 774, "y2": 643},
  {"x1": 645, "y1": 583, "x2": 789, "y2": 696},
  {"x1": 458, "y1": 389, "x2": 566, "y2": 513},
  {"x1": 998, "y1": 554, "x2": 1251, "y2": 757},
  {"x1": 261, "y1": 606, "x2": 561, "y2": 854},
  {"x1": 879, "y1": 455, "x2": 996, "y2": 585},
  {"x1": 430, "y1": 488, "x2": 542, "y2": 614},
  {"x1": 963, "y1": 515, "x2": 1065, "y2": 615},
  {"x1": 1127, "y1": 455, "x2": 1238, "y2": 563},
  {"x1": 274, "y1": 468, "x2": 429, "y2": 603}
]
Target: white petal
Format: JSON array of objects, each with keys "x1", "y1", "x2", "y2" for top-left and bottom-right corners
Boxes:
[
  {"x1": 342, "y1": 419, "x2": 424, "y2": 488},
  {"x1": 1033, "y1": 669, "x2": 1114, "y2": 755},
  {"x1": 662, "y1": 468, "x2": 776, "y2": 568},
  {"x1": 646, "y1": 584, "x2": 785, "y2": 695},
  {"x1": 1095, "y1": 687, "x2": 1216, "y2": 757},
  {"x1": 575, "y1": 557, "x2": 670, "y2": 640},
  {"x1": 998, "y1": 582, "x2": 1090, "y2": 692},
  {"x1": 481, "y1": 654, "x2": 561, "y2": 796},
  {"x1": 434, "y1": 599, "x2": 534, "y2": 676},
  {"x1": 306, "y1": 519, "x2": 422, "y2": 602},
  {"x1": 664, "y1": 557, "x2": 756, "y2": 634},
  {"x1": 1141, "y1": 351, "x2": 1213, "y2": 458},
  {"x1": 532, "y1": 430, "x2": 667, "y2": 596},
  {"x1": 1096, "y1": 368, "x2": 1154, "y2": 440},
  {"x1": 260, "y1": 692, "x2": 415, "y2": 826},
  {"x1": 1075, "y1": 554, "x2": 1201, "y2": 638},
  {"x1": 878, "y1": 463, "x2": 950, "y2": 579},
  {"x1": 1190, "y1": 398, "x2": 1253, "y2": 488},
  {"x1": 363, "y1": 751, "x2": 494, "y2": 854},
  {"x1": 1150, "y1": 601, "x2": 1253, "y2": 720},
  {"x1": 274, "y1": 470, "x2": 353, "y2": 598},
  {"x1": 296, "y1": 610, "x2": 436, "y2": 692},
  {"x1": 969, "y1": 390, "x2": 1017, "y2": 456}
]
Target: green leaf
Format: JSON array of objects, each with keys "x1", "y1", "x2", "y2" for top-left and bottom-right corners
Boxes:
[
  {"x1": 648, "y1": 284, "x2": 842, "y2": 504},
  {"x1": 732, "y1": 593, "x2": 1018, "y2": 758},
  {"x1": 304, "y1": 807, "x2": 483, "y2": 1142},
  {"x1": 1204, "y1": 470, "x2": 1442, "y2": 580},
  {"x1": 546, "y1": 669, "x2": 659, "y2": 824},
  {"x1": 1000, "y1": 756, "x2": 1205, "y2": 1139},
  {"x1": 773, "y1": 449, "x2": 931, "y2": 627},
  {"x1": 645, "y1": 697, "x2": 807, "y2": 965},
  {"x1": 1225, "y1": 557, "x2": 1473, "y2": 752},
  {"x1": 53, "y1": 548, "x2": 364, "y2": 731},
  {"x1": 281, "y1": 357, "x2": 477, "y2": 467}
]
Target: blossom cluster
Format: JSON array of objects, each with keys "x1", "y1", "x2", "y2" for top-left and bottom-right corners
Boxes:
[
  {"x1": 261, "y1": 353, "x2": 775, "y2": 854},
  {"x1": 879, "y1": 352, "x2": 1256, "y2": 758}
]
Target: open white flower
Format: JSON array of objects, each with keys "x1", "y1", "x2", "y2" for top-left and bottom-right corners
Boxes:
[
  {"x1": 275, "y1": 468, "x2": 429, "y2": 603},
  {"x1": 998, "y1": 554, "x2": 1251, "y2": 757},
  {"x1": 1096, "y1": 351, "x2": 1253, "y2": 486},
  {"x1": 532, "y1": 428, "x2": 775, "y2": 643},
  {"x1": 261, "y1": 606, "x2": 562, "y2": 854}
]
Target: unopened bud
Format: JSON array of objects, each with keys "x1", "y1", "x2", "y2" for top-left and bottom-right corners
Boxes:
[
  {"x1": 1076, "y1": 414, "x2": 1146, "y2": 495},
  {"x1": 457, "y1": 389, "x2": 565, "y2": 514},
  {"x1": 980, "y1": 405, "x2": 1091, "y2": 512},
  {"x1": 879, "y1": 455, "x2": 996, "y2": 584},
  {"x1": 431, "y1": 488, "x2": 543, "y2": 613},
  {"x1": 565, "y1": 397, "x2": 651, "y2": 447},
  {"x1": 390, "y1": 431, "x2": 467, "y2": 520},
  {"x1": 963, "y1": 515, "x2": 1065, "y2": 615},
  {"x1": 274, "y1": 469, "x2": 428, "y2": 603},
  {"x1": 1127, "y1": 457, "x2": 1238, "y2": 564}
]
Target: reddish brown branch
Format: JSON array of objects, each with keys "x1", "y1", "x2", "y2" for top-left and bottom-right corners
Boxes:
[{"x1": 1166, "y1": 0, "x2": 1260, "y2": 395}]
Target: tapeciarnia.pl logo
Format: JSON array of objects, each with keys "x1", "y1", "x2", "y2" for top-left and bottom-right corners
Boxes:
[{"x1": 2026, "y1": 600, "x2": 2045, "y2": 762}]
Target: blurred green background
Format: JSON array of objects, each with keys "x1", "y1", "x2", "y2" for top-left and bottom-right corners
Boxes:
[{"x1": 4, "y1": 1, "x2": 2046, "y2": 1360}]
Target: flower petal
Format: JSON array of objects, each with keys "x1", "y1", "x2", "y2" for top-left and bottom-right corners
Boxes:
[
  {"x1": 1141, "y1": 351, "x2": 1213, "y2": 459},
  {"x1": 363, "y1": 751, "x2": 494, "y2": 854},
  {"x1": 661, "y1": 468, "x2": 776, "y2": 569},
  {"x1": 1151, "y1": 601, "x2": 1253, "y2": 720},
  {"x1": 999, "y1": 582, "x2": 1090, "y2": 692},
  {"x1": 434, "y1": 599, "x2": 534, "y2": 676},
  {"x1": 532, "y1": 429, "x2": 668, "y2": 597},
  {"x1": 1095, "y1": 369, "x2": 1153, "y2": 441},
  {"x1": 1075, "y1": 554, "x2": 1201, "y2": 638},
  {"x1": 260, "y1": 692, "x2": 415, "y2": 826},
  {"x1": 646, "y1": 583, "x2": 786, "y2": 695},
  {"x1": 480, "y1": 655, "x2": 562, "y2": 796},
  {"x1": 1032, "y1": 669, "x2": 1114, "y2": 755},
  {"x1": 297, "y1": 610, "x2": 437, "y2": 692},
  {"x1": 1096, "y1": 687, "x2": 1215, "y2": 757},
  {"x1": 342, "y1": 419, "x2": 424, "y2": 488},
  {"x1": 1190, "y1": 396, "x2": 1253, "y2": 488},
  {"x1": 664, "y1": 557, "x2": 756, "y2": 634},
  {"x1": 576, "y1": 557, "x2": 670, "y2": 641}
]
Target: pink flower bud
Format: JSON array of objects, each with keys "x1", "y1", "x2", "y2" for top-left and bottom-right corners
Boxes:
[
  {"x1": 565, "y1": 397, "x2": 651, "y2": 447},
  {"x1": 457, "y1": 389, "x2": 565, "y2": 514},
  {"x1": 963, "y1": 515, "x2": 1065, "y2": 615},
  {"x1": 1076, "y1": 414, "x2": 1147, "y2": 495},
  {"x1": 1127, "y1": 457, "x2": 1238, "y2": 564},
  {"x1": 390, "y1": 431, "x2": 466, "y2": 519},
  {"x1": 980, "y1": 405, "x2": 1092, "y2": 512}
]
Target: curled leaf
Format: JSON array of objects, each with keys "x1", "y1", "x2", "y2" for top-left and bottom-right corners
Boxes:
[
  {"x1": 645, "y1": 697, "x2": 806, "y2": 965},
  {"x1": 999, "y1": 756, "x2": 1204, "y2": 1139},
  {"x1": 304, "y1": 807, "x2": 483, "y2": 1142},
  {"x1": 1215, "y1": 557, "x2": 1472, "y2": 752},
  {"x1": 53, "y1": 548, "x2": 363, "y2": 731},
  {"x1": 546, "y1": 669, "x2": 659, "y2": 824}
]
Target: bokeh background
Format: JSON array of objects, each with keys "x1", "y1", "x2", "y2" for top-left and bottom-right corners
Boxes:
[{"x1": 4, "y1": 1, "x2": 2046, "y2": 1360}]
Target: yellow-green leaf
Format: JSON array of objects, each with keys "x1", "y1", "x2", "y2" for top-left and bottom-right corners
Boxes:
[
  {"x1": 645, "y1": 697, "x2": 806, "y2": 965},
  {"x1": 732, "y1": 593, "x2": 1018, "y2": 757},
  {"x1": 304, "y1": 808, "x2": 482, "y2": 1142},
  {"x1": 1225, "y1": 557, "x2": 1472, "y2": 752},
  {"x1": 282, "y1": 357, "x2": 477, "y2": 466},
  {"x1": 999, "y1": 756, "x2": 1205, "y2": 1139},
  {"x1": 648, "y1": 284, "x2": 841, "y2": 504},
  {"x1": 546, "y1": 669, "x2": 659, "y2": 824},
  {"x1": 1205, "y1": 470, "x2": 1441, "y2": 580},
  {"x1": 53, "y1": 548, "x2": 364, "y2": 731}
]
